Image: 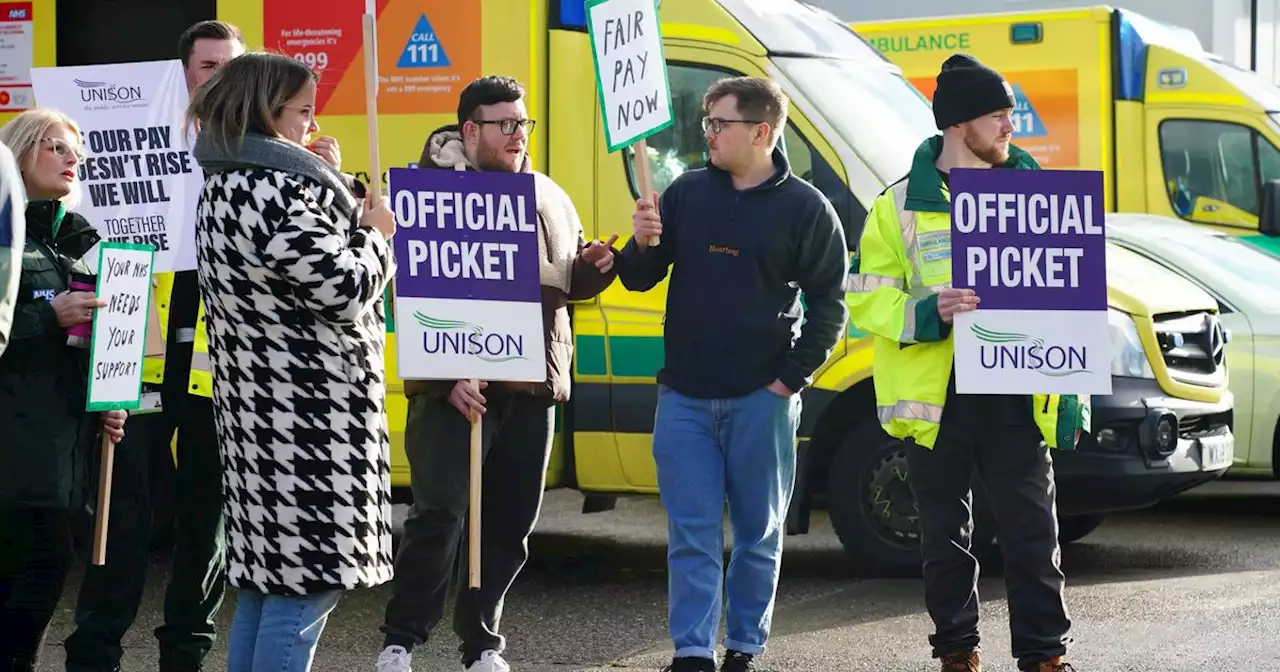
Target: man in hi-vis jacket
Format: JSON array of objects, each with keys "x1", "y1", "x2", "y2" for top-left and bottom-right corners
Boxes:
[{"x1": 846, "y1": 53, "x2": 1085, "y2": 672}]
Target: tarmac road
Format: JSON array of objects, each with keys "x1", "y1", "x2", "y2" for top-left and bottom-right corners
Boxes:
[{"x1": 32, "y1": 480, "x2": 1280, "y2": 671}]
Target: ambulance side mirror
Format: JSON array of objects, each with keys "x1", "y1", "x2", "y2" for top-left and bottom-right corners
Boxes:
[{"x1": 1260, "y1": 179, "x2": 1280, "y2": 237}]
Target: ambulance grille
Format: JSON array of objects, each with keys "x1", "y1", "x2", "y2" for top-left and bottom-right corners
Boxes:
[{"x1": 1151, "y1": 311, "x2": 1227, "y2": 388}]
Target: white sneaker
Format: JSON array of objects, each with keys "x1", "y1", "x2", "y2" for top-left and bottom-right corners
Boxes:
[
  {"x1": 376, "y1": 645, "x2": 413, "y2": 672},
  {"x1": 465, "y1": 650, "x2": 511, "y2": 672}
]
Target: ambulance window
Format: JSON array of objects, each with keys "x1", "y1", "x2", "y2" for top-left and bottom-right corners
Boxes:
[
  {"x1": 1258, "y1": 136, "x2": 1280, "y2": 186},
  {"x1": 627, "y1": 63, "x2": 859, "y2": 244},
  {"x1": 1158, "y1": 119, "x2": 1265, "y2": 225}
]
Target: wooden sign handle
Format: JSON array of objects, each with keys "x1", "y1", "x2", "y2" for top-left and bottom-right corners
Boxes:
[
  {"x1": 91, "y1": 432, "x2": 115, "y2": 566},
  {"x1": 632, "y1": 138, "x2": 660, "y2": 247},
  {"x1": 468, "y1": 378, "x2": 482, "y2": 590},
  {"x1": 362, "y1": 8, "x2": 381, "y2": 205}
]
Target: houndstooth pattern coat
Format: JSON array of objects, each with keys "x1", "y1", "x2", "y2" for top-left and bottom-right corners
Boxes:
[{"x1": 194, "y1": 166, "x2": 395, "y2": 596}]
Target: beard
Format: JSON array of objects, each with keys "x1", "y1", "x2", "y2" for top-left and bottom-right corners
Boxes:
[
  {"x1": 475, "y1": 142, "x2": 522, "y2": 173},
  {"x1": 964, "y1": 127, "x2": 1010, "y2": 166}
]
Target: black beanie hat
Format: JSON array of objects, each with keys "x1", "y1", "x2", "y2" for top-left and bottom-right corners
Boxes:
[{"x1": 932, "y1": 53, "x2": 1016, "y2": 130}]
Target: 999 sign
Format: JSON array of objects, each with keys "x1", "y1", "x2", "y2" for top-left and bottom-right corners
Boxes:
[{"x1": 293, "y1": 52, "x2": 330, "y2": 70}]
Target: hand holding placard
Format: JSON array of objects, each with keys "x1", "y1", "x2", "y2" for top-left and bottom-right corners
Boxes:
[{"x1": 936, "y1": 287, "x2": 979, "y2": 323}]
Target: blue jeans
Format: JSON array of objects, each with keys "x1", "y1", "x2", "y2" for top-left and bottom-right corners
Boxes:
[
  {"x1": 226, "y1": 588, "x2": 342, "y2": 672},
  {"x1": 653, "y1": 384, "x2": 802, "y2": 660}
]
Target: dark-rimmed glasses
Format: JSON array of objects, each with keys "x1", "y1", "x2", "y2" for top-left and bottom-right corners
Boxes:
[
  {"x1": 474, "y1": 118, "x2": 536, "y2": 136},
  {"x1": 701, "y1": 116, "x2": 763, "y2": 134}
]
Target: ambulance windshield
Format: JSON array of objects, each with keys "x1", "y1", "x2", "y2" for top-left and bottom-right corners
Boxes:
[
  {"x1": 716, "y1": 0, "x2": 940, "y2": 182},
  {"x1": 1211, "y1": 59, "x2": 1280, "y2": 113},
  {"x1": 775, "y1": 57, "x2": 938, "y2": 183}
]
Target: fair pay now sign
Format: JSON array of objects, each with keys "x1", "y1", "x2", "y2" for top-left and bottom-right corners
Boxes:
[{"x1": 586, "y1": 0, "x2": 674, "y2": 152}]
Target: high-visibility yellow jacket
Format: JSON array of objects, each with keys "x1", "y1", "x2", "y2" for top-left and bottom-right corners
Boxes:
[
  {"x1": 190, "y1": 299, "x2": 210, "y2": 397},
  {"x1": 145, "y1": 272, "x2": 212, "y2": 397},
  {"x1": 846, "y1": 135, "x2": 1089, "y2": 450},
  {"x1": 143, "y1": 273, "x2": 172, "y2": 386},
  {"x1": 143, "y1": 270, "x2": 211, "y2": 396}
]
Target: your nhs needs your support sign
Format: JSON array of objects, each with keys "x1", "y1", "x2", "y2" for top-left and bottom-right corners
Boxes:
[
  {"x1": 389, "y1": 168, "x2": 546, "y2": 383},
  {"x1": 950, "y1": 168, "x2": 1111, "y2": 395}
]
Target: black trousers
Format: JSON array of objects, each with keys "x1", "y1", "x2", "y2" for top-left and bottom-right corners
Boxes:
[
  {"x1": 64, "y1": 389, "x2": 226, "y2": 672},
  {"x1": 0, "y1": 507, "x2": 76, "y2": 672},
  {"x1": 905, "y1": 421, "x2": 1072, "y2": 670},
  {"x1": 380, "y1": 392, "x2": 554, "y2": 665}
]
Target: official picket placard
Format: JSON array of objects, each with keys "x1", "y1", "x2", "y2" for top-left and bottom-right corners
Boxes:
[
  {"x1": 86, "y1": 242, "x2": 155, "y2": 412},
  {"x1": 586, "y1": 0, "x2": 674, "y2": 151},
  {"x1": 950, "y1": 168, "x2": 1111, "y2": 395},
  {"x1": 388, "y1": 167, "x2": 546, "y2": 382},
  {"x1": 31, "y1": 60, "x2": 201, "y2": 273}
]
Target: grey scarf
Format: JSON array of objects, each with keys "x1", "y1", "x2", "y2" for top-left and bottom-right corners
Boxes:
[{"x1": 192, "y1": 131, "x2": 357, "y2": 220}]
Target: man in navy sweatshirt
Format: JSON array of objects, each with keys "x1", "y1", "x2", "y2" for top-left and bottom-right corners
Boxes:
[{"x1": 616, "y1": 76, "x2": 848, "y2": 672}]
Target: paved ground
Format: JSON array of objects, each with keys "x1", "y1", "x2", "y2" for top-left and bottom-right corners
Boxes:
[{"x1": 30, "y1": 479, "x2": 1280, "y2": 671}]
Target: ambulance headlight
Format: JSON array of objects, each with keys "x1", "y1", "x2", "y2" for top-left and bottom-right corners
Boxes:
[{"x1": 1108, "y1": 308, "x2": 1155, "y2": 379}]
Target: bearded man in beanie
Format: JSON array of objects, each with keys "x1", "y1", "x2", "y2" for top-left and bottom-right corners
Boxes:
[{"x1": 845, "y1": 53, "x2": 1081, "y2": 672}]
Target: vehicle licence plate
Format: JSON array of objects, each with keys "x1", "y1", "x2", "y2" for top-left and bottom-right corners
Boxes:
[{"x1": 1199, "y1": 434, "x2": 1234, "y2": 471}]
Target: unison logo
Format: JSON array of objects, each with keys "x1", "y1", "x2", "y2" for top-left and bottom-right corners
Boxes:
[
  {"x1": 416, "y1": 312, "x2": 526, "y2": 363},
  {"x1": 971, "y1": 324, "x2": 1088, "y2": 377},
  {"x1": 74, "y1": 79, "x2": 145, "y2": 105}
]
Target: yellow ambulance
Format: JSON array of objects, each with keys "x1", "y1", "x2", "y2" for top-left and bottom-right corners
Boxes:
[
  {"x1": 852, "y1": 4, "x2": 1280, "y2": 255},
  {"x1": 21, "y1": 0, "x2": 1238, "y2": 575}
]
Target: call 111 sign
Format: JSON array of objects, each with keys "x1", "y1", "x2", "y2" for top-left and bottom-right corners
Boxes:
[{"x1": 949, "y1": 168, "x2": 1111, "y2": 395}]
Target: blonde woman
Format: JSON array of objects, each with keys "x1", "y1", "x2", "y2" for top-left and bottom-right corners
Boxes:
[
  {"x1": 0, "y1": 108, "x2": 127, "y2": 672},
  {"x1": 185, "y1": 51, "x2": 397, "y2": 671}
]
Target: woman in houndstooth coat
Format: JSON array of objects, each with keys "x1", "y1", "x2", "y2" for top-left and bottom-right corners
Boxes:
[{"x1": 186, "y1": 52, "x2": 398, "y2": 669}]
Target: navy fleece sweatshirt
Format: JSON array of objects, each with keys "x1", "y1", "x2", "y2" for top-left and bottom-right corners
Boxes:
[{"x1": 617, "y1": 146, "x2": 849, "y2": 399}]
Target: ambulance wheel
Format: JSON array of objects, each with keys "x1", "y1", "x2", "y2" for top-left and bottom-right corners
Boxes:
[{"x1": 827, "y1": 417, "x2": 994, "y2": 577}]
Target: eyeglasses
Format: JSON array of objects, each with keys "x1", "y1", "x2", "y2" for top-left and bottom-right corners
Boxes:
[
  {"x1": 474, "y1": 118, "x2": 536, "y2": 136},
  {"x1": 701, "y1": 116, "x2": 763, "y2": 134},
  {"x1": 41, "y1": 137, "x2": 84, "y2": 161}
]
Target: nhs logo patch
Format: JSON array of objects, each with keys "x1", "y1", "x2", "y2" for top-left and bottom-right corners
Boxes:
[{"x1": 32, "y1": 288, "x2": 55, "y2": 302}]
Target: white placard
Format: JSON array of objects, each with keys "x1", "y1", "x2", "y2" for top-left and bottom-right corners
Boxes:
[
  {"x1": 953, "y1": 309, "x2": 1112, "y2": 395},
  {"x1": 586, "y1": 0, "x2": 674, "y2": 151},
  {"x1": 86, "y1": 242, "x2": 155, "y2": 411},
  {"x1": 31, "y1": 59, "x2": 201, "y2": 273},
  {"x1": 395, "y1": 297, "x2": 547, "y2": 382}
]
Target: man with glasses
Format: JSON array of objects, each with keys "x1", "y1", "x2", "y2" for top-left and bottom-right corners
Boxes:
[
  {"x1": 617, "y1": 77, "x2": 848, "y2": 672},
  {"x1": 376, "y1": 75, "x2": 618, "y2": 672}
]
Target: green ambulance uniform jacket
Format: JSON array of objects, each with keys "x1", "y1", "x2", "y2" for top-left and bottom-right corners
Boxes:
[{"x1": 846, "y1": 135, "x2": 1089, "y2": 450}]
